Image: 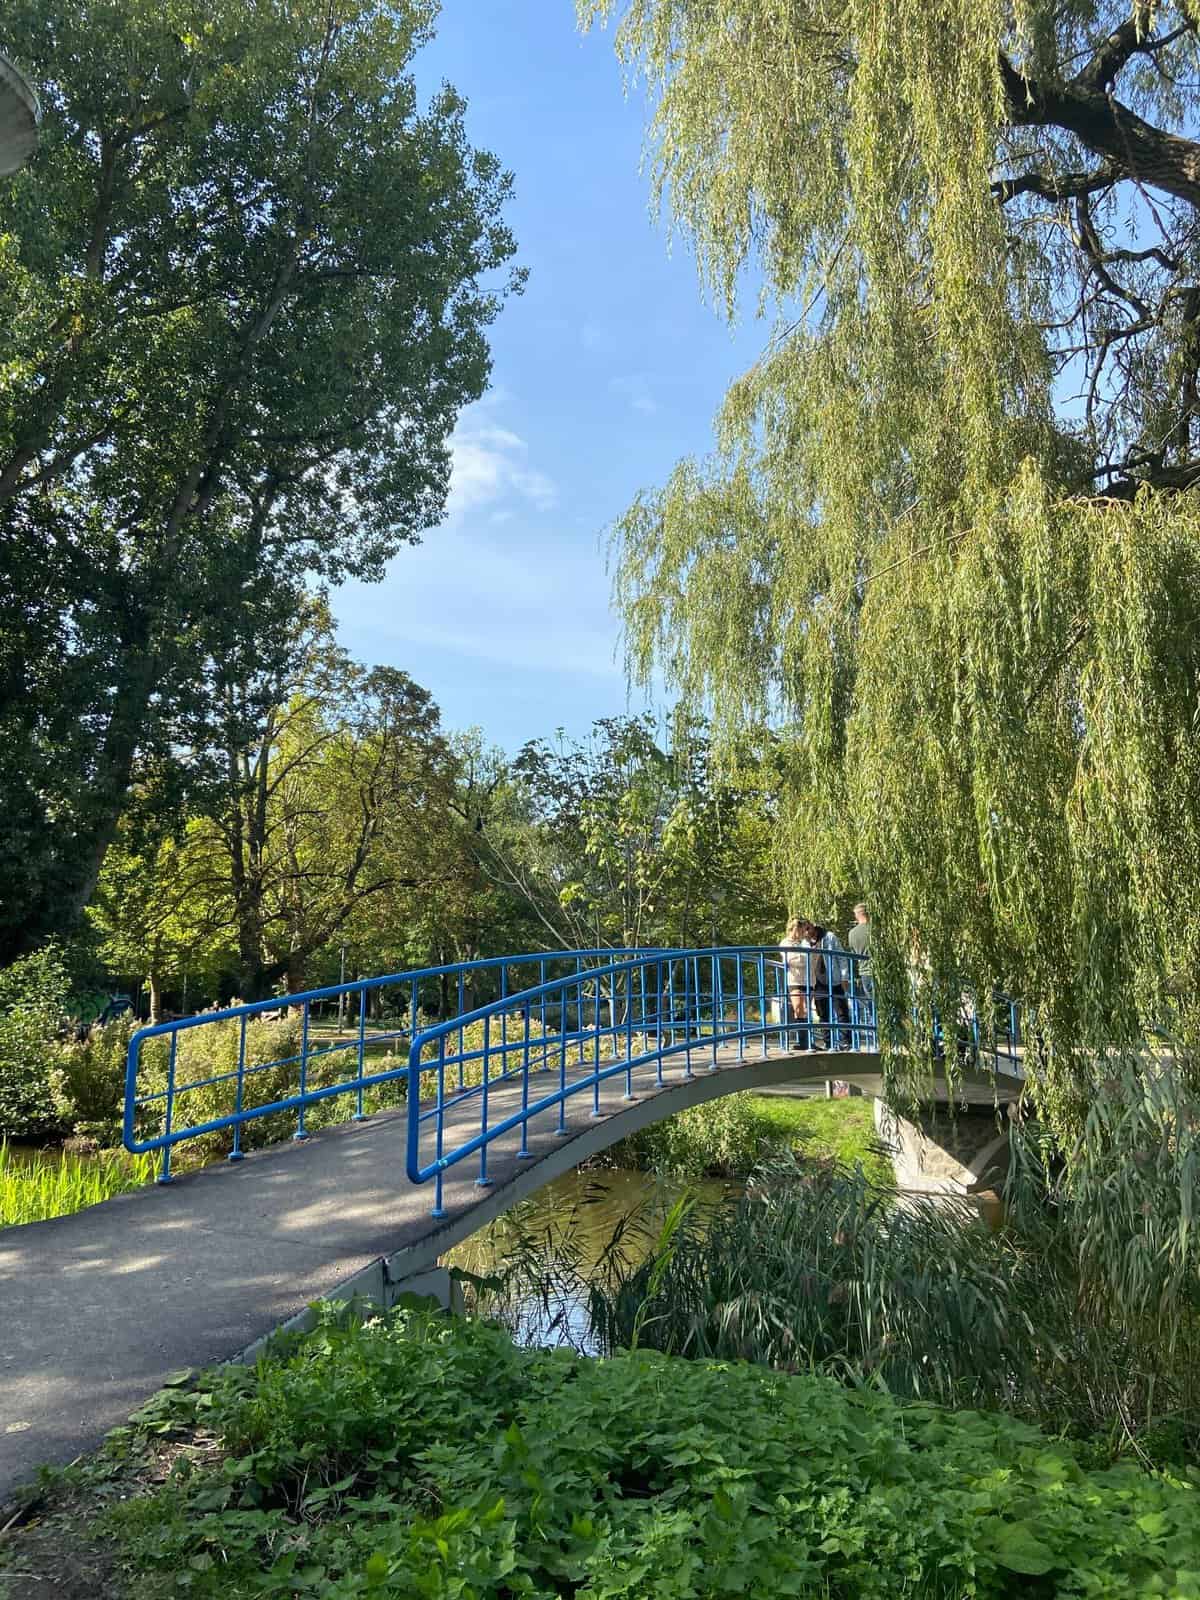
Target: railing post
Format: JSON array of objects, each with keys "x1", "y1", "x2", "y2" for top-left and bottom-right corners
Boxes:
[
  {"x1": 457, "y1": 971, "x2": 466, "y2": 1090},
  {"x1": 590, "y1": 973, "x2": 603, "y2": 1117},
  {"x1": 709, "y1": 952, "x2": 719, "y2": 1071},
  {"x1": 432, "y1": 1037, "x2": 446, "y2": 1218},
  {"x1": 825, "y1": 950, "x2": 836, "y2": 1052},
  {"x1": 432, "y1": 1036, "x2": 451, "y2": 1209},
  {"x1": 654, "y1": 959, "x2": 666, "y2": 1086},
  {"x1": 623, "y1": 964, "x2": 635, "y2": 1100},
  {"x1": 683, "y1": 959, "x2": 693, "y2": 1079},
  {"x1": 736, "y1": 956, "x2": 746, "y2": 1062},
  {"x1": 777, "y1": 958, "x2": 788, "y2": 1051},
  {"x1": 229, "y1": 1014, "x2": 247, "y2": 1161},
  {"x1": 476, "y1": 1013, "x2": 492, "y2": 1188},
  {"x1": 518, "y1": 1001, "x2": 534, "y2": 1158},
  {"x1": 353, "y1": 986, "x2": 367, "y2": 1119},
  {"x1": 556, "y1": 984, "x2": 570, "y2": 1135},
  {"x1": 539, "y1": 958, "x2": 549, "y2": 1069},
  {"x1": 638, "y1": 961, "x2": 648, "y2": 1055},
  {"x1": 157, "y1": 1030, "x2": 178, "y2": 1184},
  {"x1": 758, "y1": 952, "x2": 768, "y2": 1059},
  {"x1": 666, "y1": 960, "x2": 676, "y2": 1054},
  {"x1": 294, "y1": 1000, "x2": 310, "y2": 1140}
]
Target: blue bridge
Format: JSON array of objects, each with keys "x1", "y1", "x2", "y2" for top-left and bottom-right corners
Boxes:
[
  {"x1": 122, "y1": 944, "x2": 1023, "y2": 1209},
  {"x1": 2, "y1": 945, "x2": 1023, "y2": 1502}
]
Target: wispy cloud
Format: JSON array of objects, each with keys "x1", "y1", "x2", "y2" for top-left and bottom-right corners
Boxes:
[
  {"x1": 447, "y1": 417, "x2": 559, "y2": 521},
  {"x1": 336, "y1": 397, "x2": 618, "y2": 684},
  {"x1": 609, "y1": 375, "x2": 659, "y2": 416}
]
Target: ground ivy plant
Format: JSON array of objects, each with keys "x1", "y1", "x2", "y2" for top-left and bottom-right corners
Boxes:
[{"x1": 81, "y1": 1305, "x2": 1200, "y2": 1598}]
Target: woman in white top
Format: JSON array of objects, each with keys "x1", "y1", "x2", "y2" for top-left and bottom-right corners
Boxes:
[{"x1": 778, "y1": 915, "x2": 813, "y2": 1047}]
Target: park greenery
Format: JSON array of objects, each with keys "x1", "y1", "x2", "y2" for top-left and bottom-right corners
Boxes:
[
  {"x1": 7, "y1": 1304, "x2": 1200, "y2": 1599},
  {"x1": 480, "y1": 1142, "x2": 1200, "y2": 1468},
  {"x1": 0, "y1": 0, "x2": 522, "y2": 966},
  {"x1": 4, "y1": 3, "x2": 1200, "y2": 1592},
  {"x1": 594, "y1": 1087, "x2": 890, "y2": 1183},
  {"x1": 0, "y1": 1139, "x2": 154, "y2": 1227}
]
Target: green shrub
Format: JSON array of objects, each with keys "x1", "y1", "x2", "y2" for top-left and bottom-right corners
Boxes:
[
  {"x1": 132, "y1": 1013, "x2": 312, "y2": 1158},
  {"x1": 50, "y1": 1006, "x2": 580, "y2": 1165},
  {"x1": 605, "y1": 1090, "x2": 780, "y2": 1176},
  {"x1": 49, "y1": 1014, "x2": 137, "y2": 1143},
  {"x1": 0, "y1": 946, "x2": 70, "y2": 1139},
  {"x1": 105, "y1": 1306, "x2": 1200, "y2": 1599}
]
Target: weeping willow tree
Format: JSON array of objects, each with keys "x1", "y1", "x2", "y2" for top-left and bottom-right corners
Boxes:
[{"x1": 582, "y1": 0, "x2": 1200, "y2": 1117}]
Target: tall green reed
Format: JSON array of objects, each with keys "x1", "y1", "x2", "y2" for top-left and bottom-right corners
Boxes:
[{"x1": 0, "y1": 1139, "x2": 156, "y2": 1227}]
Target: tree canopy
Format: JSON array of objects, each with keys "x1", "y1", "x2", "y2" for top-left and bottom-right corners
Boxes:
[
  {"x1": 583, "y1": 0, "x2": 1200, "y2": 1105},
  {"x1": 0, "y1": 0, "x2": 521, "y2": 960}
]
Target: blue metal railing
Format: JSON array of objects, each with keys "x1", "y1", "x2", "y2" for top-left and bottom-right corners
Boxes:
[
  {"x1": 123, "y1": 943, "x2": 1023, "y2": 1195},
  {"x1": 122, "y1": 949, "x2": 654, "y2": 1183},
  {"x1": 406, "y1": 944, "x2": 1017, "y2": 1215}
]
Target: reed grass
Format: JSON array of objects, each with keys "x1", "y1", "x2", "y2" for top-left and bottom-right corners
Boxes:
[
  {"x1": 0, "y1": 1139, "x2": 156, "y2": 1227},
  {"x1": 474, "y1": 1136, "x2": 1200, "y2": 1468}
]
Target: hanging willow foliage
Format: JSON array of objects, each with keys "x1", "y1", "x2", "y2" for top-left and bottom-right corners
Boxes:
[{"x1": 582, "y1": 0, "x2": 1200, "y2": 1121}]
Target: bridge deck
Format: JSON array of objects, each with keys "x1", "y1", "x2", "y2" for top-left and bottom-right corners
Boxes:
[{"x1": 0, "y1": 1041, "x2": 1016, "y2": 1500}]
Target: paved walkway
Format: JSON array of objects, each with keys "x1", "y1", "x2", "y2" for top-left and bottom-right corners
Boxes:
[{"x1": 0, "y1": 1042, "x2": 1018, "y2": 1500}]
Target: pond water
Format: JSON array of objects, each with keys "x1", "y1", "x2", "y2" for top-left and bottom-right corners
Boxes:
[{"x1": 442, "y1": 1166, "x2": 730, "y2": 1351}]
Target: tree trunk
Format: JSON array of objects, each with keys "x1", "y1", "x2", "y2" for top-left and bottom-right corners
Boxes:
[
  {"x1": 148, "y1": 970, "x2": 162, "y2": 1026},
  {"x1": 286, "y1": 949, "x2": 306, "y2": 996}
]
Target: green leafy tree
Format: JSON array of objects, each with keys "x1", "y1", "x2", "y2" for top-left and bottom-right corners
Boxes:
[
  {"x1": 0, "y1": 0, "x2": 522, "y2": 961},
  {"x1": 508, "y1": 714, "x2": 780, "y2": 950},
  {"x1": 584, "y1": 0, "x2": 1200, "y2": 1103},
  {"x1": 331, "y1": 732, "x2": 548, "y2": 1017},
  {"x1": 202, "y1": 626, "x2": 456, "y2": 998},
  {"x1": 88, "y1": 822, "x2": 237, "y2": 1022}
]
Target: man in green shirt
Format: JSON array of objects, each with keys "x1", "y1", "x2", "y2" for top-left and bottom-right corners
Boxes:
[{"x1": 847, "y1": 904, "x2": 872, "y2": 1036}]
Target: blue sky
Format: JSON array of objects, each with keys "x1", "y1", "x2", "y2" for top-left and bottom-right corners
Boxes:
[{"x1": 333, "y1": 2, "x2": 766, "y2": 752}]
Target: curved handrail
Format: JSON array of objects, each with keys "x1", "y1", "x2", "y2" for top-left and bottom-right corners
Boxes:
[
  {"x1": 122, "y1": 941, "x2": 1023, "y2": 1202},
  {"x1": 122, "y1": 948, "x2": 661, "y2": 1178},
  {"x1": 404, "y1": 945, "x2": 885, "y2": 1214}
]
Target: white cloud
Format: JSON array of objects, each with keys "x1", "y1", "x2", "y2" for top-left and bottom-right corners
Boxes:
[
  {"x1": 335, "y1": 398, "x2": 617, "y2": 682},
  {"x1": 445, "y1": 415, "x2": 559, "y2": 522}
]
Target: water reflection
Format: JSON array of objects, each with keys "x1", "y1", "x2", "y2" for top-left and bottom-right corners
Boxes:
[{"x1": 443, "y1": 1167, "x2": 728, "y2": 1352}]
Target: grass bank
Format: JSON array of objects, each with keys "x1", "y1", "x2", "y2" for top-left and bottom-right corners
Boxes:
[
  {"x1": 3, "y1": 1304, "x2": 1197, "y2": 1600},
  {"x1": 595, "y1": 1090, "x2": 892, "y2": 1186}
]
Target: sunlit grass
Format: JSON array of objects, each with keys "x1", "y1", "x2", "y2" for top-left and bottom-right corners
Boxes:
[
  {"x1": 743, "y1": 1094, "x2": 892, "y2": 1184},
  {"x1": 0, "y1": 1140, "x2": 156, "y2": 1227}
]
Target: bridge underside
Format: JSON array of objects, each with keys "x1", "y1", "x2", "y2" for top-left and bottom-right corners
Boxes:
[{"x1": 0, "y1": 1043, "x2": 1018, "y2": 1502}]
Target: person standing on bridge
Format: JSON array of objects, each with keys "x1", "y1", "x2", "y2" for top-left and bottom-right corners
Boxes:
[
  {"x1": 779, "y1": 916, "x2": 813, "y2": 1049},
  {"x1": 847, "y1": 903, "x2": 872, "y2": 1031},
  {"x1": 810, "y1": 922, "x2": 852, "y2": 1050}
]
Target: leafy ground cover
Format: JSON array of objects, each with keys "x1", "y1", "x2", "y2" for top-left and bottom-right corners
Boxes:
[
  {"x1": 474, "y1": 1155, "x2": 1200, "y2": 1469},
  {"x1": 3, "y1": 1305, "x2": 1198, "y2": 1599},
  {"x1": 0, "y1": 1140, "x2": 155, "y2": 1228}
]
